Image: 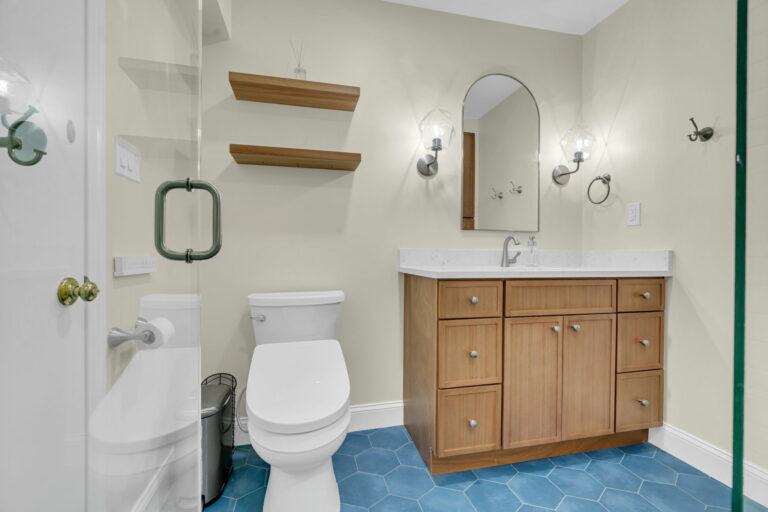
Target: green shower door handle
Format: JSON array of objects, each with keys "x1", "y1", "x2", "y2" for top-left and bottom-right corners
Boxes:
[{"x1": 154, "y1": 178, "x2": 222, "y2": 263}]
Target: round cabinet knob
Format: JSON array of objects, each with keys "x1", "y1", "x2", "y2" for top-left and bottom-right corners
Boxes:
[
  {"x1": 469, "y1": 350, "x2": 479, "y2": 359},
  {"x1": 552, "y1": 325, "x2": 561, "y2": 334},
  {"x1": 571, "y1": 324, "x2": 581, "y2": 332},
  {"x1": 639, "y1": 339, "x2": 651, "y2": 347},
  {"x1": 641, "y1": 292, "x2": 652, "y2": 300},
  {"x1": 470, "y1": 296, "x2": 479, "y2": 305},
  {"x1": 638, "y1": 399, "x2": 650, "y2": 407},
  {"x1": 468, "y1": 419, "x2": 478, "y2": 429}
]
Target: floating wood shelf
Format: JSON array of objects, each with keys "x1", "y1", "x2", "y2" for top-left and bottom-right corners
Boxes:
[
  {"x1": 230, "y1": 144, "x2": 361, "y2": 171},
  {"x1": 229, "y1": 72, "x2": 360, "y2": 111}
]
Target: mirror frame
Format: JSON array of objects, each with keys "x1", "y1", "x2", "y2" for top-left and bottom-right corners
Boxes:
[{"x1": 460, "y1": 73, "x2": 541, "y2": 232}]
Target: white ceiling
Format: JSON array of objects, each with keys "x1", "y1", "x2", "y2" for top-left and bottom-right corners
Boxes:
[
  {"x1": 382, "y1": 0, "x2": 629, "y2": 35},
  {"x1": 464, "y1": 76, "x2": 522, "y2": 120}
]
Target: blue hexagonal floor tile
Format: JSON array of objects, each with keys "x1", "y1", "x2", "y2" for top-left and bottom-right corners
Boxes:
[
  {"x1": 473, "y1": 464, "x2": 517, "y2": 483},
  {"x1": 619, "y1": 443, "x2": 657, "y2": 458},
  {"x1": 676, "y1": 474, "x2": 731, "y2": 508},
  {"x1": 508, "y1": 473, "x2": 564, "y2": 509},
  {"x1": 466, "y1": 480, "x2": 521, "y2": 512},
  {"x1": 385, "y1": 466, "x2": 434, "y2": 499},
  {"x1": 600, "y1": 489, "x2": 659, "y2": 512},
  {"x1": 370, "y1": 427, "x2": 410, "y2": 450},
  {"x1": 221, "y1": 466, "x2": 267, "y2": 499},
  {"x1": 395, "y1": 443, "x2": 426, "y2": 468},
  {"x1": 550, "y1": 453, "x2": 591, "y2": 470},
  {"x1": 549, "y1": 467, "x2": 604, "y2": 499},
  {"x1": 419, "y1": 487, "x2": 475, "y2": 512},
  {"x1": 339, "y1": 473, "x2": 389, "y2": 508},
  {"x1": 586, "y1": 448, "x2": 624, "y2": 462},
  {"x1": 514, "y1": 458, "x2": 555, "y2": 476},
  {"x1": 338, "y1": 433, "x2": 373, "y2": 456},
  {"x1": 370, "y1": 495, "x2": 421, "y2": 512},
  {"x1": 432, "y1": 470, "x2": 477, "y2": 491},
  {"x1": 333, "y1": 453, "x2": 358, "y2": 482},
  {"x1": 356, "y1": 448, "x2": 400, "y2": 475},
  {"x1": 639, "y1": 481, "x2": 706, "y2": 512},
  {"x1": 621, "y1": 455, "x2": 677, "y2": 484},
  {"x1": 558, "y1": 496, "x2": 609, "y2": 512},
  {"x1": 586, "y1": 460, "x2": 642, "y2": 491}
]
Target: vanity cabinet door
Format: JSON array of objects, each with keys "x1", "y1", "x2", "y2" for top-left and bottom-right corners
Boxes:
[
  {"x1": 503, "y1": 317, "x2": 563, "y2": 449},
  {"x1": 616, "y1": 370, "x2": 663, "y2": 432},
  {"x1": 561, "y1": 314, "x2": 616, "y2": 440}
]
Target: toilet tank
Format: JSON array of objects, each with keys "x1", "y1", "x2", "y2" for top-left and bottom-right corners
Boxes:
[
  {"x1": 247, "y1": 290, "x2": 344, "y2": 345},
  {"x1": 139, "y1": 294, "x2": 201, "y2": 349}
]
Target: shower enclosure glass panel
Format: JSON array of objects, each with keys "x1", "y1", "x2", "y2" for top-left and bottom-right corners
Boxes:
[
  {"x1": 742, "y1": 0, "x2": 768, "y2": 510},
  {"x1": 88, "y1": 1, "x2": 204, "y2": 511}
]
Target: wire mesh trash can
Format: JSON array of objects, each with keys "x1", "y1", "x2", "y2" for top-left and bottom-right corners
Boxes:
[{"x1": 201, "y1": 373, "x2": 237, "y2": 506}]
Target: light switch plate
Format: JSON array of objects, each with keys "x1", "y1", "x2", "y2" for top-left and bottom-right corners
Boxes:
[
  {"x1": 627, "y1": 202, "x2": 641, "y2": 226},
  {"x1": 115, "y1": 136, "x2": 141, "y2": 183},
  {"x1": 114, "y1": 256, "x2": 158, "y2": 277}
]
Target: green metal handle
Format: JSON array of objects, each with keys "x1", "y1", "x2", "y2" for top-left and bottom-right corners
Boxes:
[{"x1": 154, "y1": 178, "x2": 222, "y2": 263}]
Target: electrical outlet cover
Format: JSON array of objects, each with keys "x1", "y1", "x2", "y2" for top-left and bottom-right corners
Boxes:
[
  {"x1": 114, "y1": 136, "x2": 141, "y2": 183},
  {"x1": 627, "y1": 202, "x2": 641, "y2": 226}
]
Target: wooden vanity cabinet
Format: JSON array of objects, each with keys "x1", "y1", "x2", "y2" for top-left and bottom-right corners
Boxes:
[{"x1": 404, "y1": 275, "x2": 666, "y2": 475}]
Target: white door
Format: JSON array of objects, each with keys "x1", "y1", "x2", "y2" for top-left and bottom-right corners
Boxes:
[{"x1": 0, "y1": 1, "x2": 88, "y2": 511}]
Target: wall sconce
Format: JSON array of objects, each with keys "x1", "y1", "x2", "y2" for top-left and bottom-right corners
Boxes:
[
  {"x1": 417, "y1": 108, "x2": 454, "y2": 179},
  {"x1": 552, "y1": 125, "x2": 595, "y2": 185}
]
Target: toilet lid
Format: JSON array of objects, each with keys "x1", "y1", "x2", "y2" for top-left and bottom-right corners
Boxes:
[{"x1": 246, "y1": 339, "x2": 350, "y2": 434}]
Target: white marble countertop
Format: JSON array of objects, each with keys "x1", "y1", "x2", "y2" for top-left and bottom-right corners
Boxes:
[{"x1": 398, "y1": 249, "x2": 673, "y2": 279}]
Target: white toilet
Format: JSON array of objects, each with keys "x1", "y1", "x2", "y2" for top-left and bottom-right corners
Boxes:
[{"x1": 246, "y1": 290, "x2": 350, "y2": 512}]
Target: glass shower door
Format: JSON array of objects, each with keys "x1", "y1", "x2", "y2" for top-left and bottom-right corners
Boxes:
[
  {"x1": 87, "y1": 1, "x2": 205, "y2": 511},
  {"x1": 739, "y1": 0, "x2": 768, "y2": 510}
]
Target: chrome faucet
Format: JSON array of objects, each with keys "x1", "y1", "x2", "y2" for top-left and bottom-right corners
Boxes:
[{"x1": 501, "y1": 234, "x2": 522, "y2": 267}]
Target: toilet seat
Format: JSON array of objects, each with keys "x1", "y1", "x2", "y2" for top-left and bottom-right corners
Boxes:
[{"x1": 246, "y1": 339, "x2": 350, "y2": 435}]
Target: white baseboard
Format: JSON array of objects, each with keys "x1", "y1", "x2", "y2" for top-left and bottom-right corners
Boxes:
[
  {"x1": 234, "y1": 400, "x2": 404, "y2": 447},
  {"x1": 650, "y1": 422, "x2": 768, "y2": 506}
]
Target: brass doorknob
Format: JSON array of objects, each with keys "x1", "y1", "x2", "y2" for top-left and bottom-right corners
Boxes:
[{"x1": 58, "y1": 276, "x2": 100, "y2": 306}]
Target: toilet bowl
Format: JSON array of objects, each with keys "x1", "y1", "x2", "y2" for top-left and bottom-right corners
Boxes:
[{"x1": 245, "y1": 291, "x2": 349, "y2": 512}]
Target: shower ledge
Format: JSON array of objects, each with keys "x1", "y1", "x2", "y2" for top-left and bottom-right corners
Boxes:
[{"x1": 398, "y1": 249, "x2": 673, "y2": 279}]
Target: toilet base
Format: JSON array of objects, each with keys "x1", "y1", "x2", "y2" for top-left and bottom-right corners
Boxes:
[{"x1": 264, "y1": 458, "x2": 339, "y2": 512}]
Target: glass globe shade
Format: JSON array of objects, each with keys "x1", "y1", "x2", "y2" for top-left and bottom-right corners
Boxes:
[
  {"x1": 419, "y1": 108, "x2": 454, "y2": 151},
  {"x1": 560, "y1": 125, "x2": 596, "y2": 162}
]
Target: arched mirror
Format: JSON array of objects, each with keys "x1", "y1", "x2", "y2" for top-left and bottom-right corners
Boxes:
[{"x1": 461, "y1": 74, "x2": 540, "y2": 231}]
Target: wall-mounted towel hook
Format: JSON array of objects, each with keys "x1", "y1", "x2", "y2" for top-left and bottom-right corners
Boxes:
[{"x1": 688, "y1": 117, "x2": 714, "y2": 142}]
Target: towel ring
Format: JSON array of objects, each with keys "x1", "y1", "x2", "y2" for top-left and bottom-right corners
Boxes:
[{"x1": 587, "y1": 174, "x2": 611, "y2": 205}]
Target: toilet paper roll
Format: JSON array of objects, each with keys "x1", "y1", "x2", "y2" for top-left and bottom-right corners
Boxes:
[{"x1": 137, "y1": 317, "x2": 175, "y2": 350}]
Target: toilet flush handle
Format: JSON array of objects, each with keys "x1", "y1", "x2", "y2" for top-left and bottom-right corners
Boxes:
[{"x1": 253, "y1": 314, "x2": 266, "y2": 322}]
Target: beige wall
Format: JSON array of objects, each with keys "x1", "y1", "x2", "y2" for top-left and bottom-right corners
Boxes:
[
  {"x1": 476, "y1": 87, "x2": 539, "y2": 231},
  {"x1": 200, "y1": 0, "x2": 585, "y2": 405},
  {"x1": 580, "y1": 0, "x2": 740, "y2": 460}
]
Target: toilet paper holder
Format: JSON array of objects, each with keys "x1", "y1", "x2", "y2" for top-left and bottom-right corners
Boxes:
[{"x1": 108, "y1": 317, "x2": 159, "y2": 349}]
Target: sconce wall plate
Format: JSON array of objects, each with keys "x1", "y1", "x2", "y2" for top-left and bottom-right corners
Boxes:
[{"x1": 417, "y1": 153, "x2": 438, "y2": 178}]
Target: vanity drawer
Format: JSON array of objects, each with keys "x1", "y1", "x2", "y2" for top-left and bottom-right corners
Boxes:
[
  {"x1": 439, "y1": 281, "x2": 503, "y2": 319},
  {"x1": 437, "y1": 385, "x2": 502, "y2": 457},
  {"x1": 618, "y1": 279, "x2": 665, "y2": 312},
  {"x1": 616, "y1": 370, "x2": 663, "y2": 432},
  {"x1": 438, "y1": 319, "x2": 502, "y2": 389},
  {"x1": 617, "y1": 312, "x2": 664, "y2": 372},
  {"x1": 505, "y1": 279, "x2": 616, "y2": 317}
]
